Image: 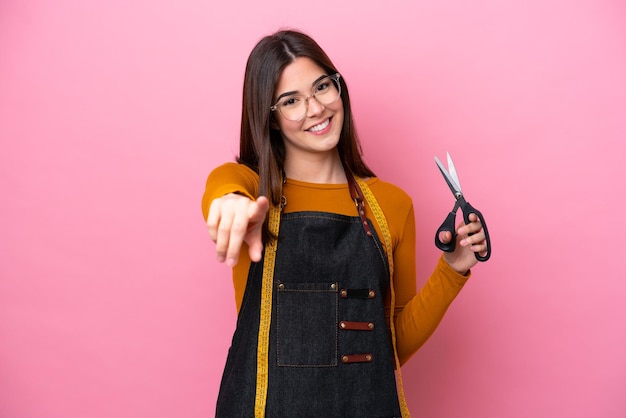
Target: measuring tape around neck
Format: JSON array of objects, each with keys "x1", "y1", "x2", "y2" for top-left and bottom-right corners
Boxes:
[
  {"x1": 356, "y1": 177, "x2": 411, "y2": 418},
  {"x1": 253, "y1": 204, "x2": 281, "y2": 417}
]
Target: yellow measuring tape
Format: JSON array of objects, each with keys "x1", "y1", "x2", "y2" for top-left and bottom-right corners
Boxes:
[
  {"x1": 356, "y1": 177, "x2": 411, "y2": 418},
  {"x1": 253, "y1": 178, "x2": 410, "y2": 417},
  {"x1": 254, "y1": 204, "x2": 281, "y2": 417}
]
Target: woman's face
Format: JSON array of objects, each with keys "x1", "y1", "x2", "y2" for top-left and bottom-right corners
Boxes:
[{"x1": 272, "y1": 57, "x2": 344, "y2": 161}]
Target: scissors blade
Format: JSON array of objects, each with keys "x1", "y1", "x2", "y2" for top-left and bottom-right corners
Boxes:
[
  {"x1": 435, "y1": 155, "x2": 462, "y2": 196},
  {"x1": 446, "y1": 152, "x2": 462, "y2": 192}
]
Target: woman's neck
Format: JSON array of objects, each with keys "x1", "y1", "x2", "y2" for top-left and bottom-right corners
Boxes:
[{"x1": 283, "y1": 151, "x2": 346, "y2": 184}]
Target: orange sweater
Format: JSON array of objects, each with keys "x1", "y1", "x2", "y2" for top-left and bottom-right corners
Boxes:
[{"x1": 202, "y1": 162, "x2": 470, "y2": 365}]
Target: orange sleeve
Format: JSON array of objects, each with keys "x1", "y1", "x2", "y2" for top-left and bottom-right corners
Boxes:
[
  {"x1": 201, "y1": 162, "x2": 259, "y2": 221},
  {"x1": 394, "y1": 255, "x2": 470, "y2": 365}
]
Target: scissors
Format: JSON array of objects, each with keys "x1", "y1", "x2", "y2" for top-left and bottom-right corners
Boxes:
[{"x1": 434, "y1": 152, "x2": 491, "y2": 261}]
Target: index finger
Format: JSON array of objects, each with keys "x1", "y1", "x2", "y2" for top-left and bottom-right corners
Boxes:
[
  {"x1": 206, "y1": 198, "x2": 223, "y2": 242},
  {"x1": 223, "y1": 209, "x2": 249, "y2": 266}
]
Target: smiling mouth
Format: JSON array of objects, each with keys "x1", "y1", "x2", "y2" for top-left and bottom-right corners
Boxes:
[{"x1": 307, "y1": 118, "x2": 331, "y2": 132}]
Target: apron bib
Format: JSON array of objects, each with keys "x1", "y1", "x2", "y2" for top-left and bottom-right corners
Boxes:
[{"x1": 216, "y1": 209, "x2": 401, "y2": 417}]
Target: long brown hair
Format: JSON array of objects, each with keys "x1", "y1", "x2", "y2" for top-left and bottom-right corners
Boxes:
[{"x1": 237, "y1": 29, "x2": 375, "y2": 242}]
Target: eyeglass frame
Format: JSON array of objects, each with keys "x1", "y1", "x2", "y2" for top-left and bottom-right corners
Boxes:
[{"x1": 270, "y1": 73, "x2": 342, "y2": 122}]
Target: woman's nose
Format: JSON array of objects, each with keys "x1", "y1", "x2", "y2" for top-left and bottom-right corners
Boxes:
[{"x1": 306, "y1": 96, "x2": 325, "y2": 117}]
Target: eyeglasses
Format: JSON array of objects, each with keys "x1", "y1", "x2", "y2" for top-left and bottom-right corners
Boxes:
[{"x1": 270, "y1": 73, "x2": 342, "y2": 122}]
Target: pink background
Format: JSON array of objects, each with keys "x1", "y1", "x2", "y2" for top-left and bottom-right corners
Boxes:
[{"x1": 1, "y1": 1, "x2": 625, "y2": 417}]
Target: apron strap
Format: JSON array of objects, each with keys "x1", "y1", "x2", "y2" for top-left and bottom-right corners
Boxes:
[{"x1": 345, "y1": 169, "x2": 374, "y2": 238}]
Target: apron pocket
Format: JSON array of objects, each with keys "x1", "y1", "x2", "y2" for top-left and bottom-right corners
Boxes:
[{"x1": 276, "y1": 281, "x2": 338, "y2": 367}]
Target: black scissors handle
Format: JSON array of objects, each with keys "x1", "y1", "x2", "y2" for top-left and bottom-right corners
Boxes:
[
  {"x1": 462, "y1": 201, "x2": 491, "y2": 262},
  {"x1": 434, "y1": 200, "x2": 491, "y2": 262},
  {"x1": 434, "y1": 205, "x2": 458, "y2": 253}
]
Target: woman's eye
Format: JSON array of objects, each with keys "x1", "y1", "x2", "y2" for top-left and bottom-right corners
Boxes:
[
  {"x1": 281, "y1": 97, "x2": 299, "y2": 107},
  {"x1": 316, "y1": 82, "x2": 330, "y2": 92}
]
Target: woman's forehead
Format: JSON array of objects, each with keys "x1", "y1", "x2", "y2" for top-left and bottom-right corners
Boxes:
[{"x1": 275, "y1": 57, "x2": 326, "y2": 95}]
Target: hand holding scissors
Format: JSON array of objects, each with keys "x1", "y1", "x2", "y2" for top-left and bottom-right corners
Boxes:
[{"x1": 434, "y1": 152, "x2": 491, "y2": 262}]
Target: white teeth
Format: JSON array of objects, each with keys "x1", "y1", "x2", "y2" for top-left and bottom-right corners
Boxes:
[{"x1": 308, "y1": 119, "x2": 330, "y2": 132}]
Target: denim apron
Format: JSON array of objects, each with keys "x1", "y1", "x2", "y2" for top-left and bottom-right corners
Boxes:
[{"x1": 216, "y1": 190, "x2": 401, "y2": 417}]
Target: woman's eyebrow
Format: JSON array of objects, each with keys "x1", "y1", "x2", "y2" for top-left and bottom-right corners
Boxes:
[
  {"x1": 310, "y1": 74, "x2": 327, "y2": 86},
  {"x1": 275, "y1": 75, "x2": 328, "y2": 102},
  {"x1": 275, "y1": 90, "x2": 298, "y2": 102}
]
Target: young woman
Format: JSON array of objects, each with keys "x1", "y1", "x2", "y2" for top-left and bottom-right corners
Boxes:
[{"x1": 202, "y1": 29, "x2": 488, "y2": 417}]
